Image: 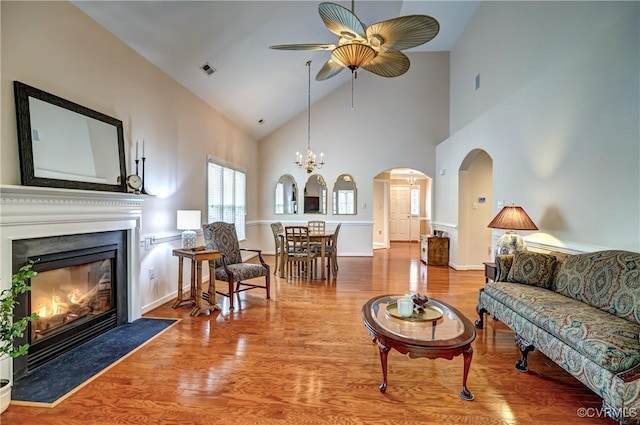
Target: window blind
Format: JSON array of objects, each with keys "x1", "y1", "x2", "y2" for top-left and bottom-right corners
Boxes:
[{"x1": 207, "y1": 159, "x2": 246, "y2": 240}]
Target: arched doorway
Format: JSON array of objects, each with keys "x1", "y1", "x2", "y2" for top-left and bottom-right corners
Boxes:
[
  {"x1": 457, "y1": 149, "x2": 493, "y2": 268},
  {"x1": 373, "y1": 168, "x2": 432, "y2": 250}
]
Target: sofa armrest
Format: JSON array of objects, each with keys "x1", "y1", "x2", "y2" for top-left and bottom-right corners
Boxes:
[{"x1": 617, "y1": 363, "x2": 640, "y2": 383}]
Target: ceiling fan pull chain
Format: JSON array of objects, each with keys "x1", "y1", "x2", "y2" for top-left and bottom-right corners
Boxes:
[{"x1": 351, "y1": 72, "x2": 355, "y2": 111}]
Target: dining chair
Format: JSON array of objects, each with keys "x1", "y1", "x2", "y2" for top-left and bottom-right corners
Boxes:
[
  {"x1": 307, "y1": 220, "x2": 325, "y2": 235},
  {"x1": 284, "y1": 226, "x2": 317, "y2": 280},
  {"x1": 270, "y1": 222, "x2": 285, "y2": 275},
  {"x1": 307, "y1": 220, "x2": 325, "y2": 253},
  {"x1": 203, "y1": 222, "x2": 270, "y2": 310},
  {"x1": 328, "y1": 223, "x2": 341, "y2": 277},
  {"x1": 319, "y1": 223, "x2": 341, "y2": 279}
]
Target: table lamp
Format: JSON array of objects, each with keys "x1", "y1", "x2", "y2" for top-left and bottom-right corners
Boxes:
[
  {"x1": 177, "y1": 210, "x2": 201, "y2": 249},
  {"x1": 488, "y1": 205, "x2": 538, "y2": 255}
]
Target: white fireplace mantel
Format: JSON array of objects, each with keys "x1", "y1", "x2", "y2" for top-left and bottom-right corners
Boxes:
[{"x1": 0, "y1": 184, "x2": 145, "y2": 321}]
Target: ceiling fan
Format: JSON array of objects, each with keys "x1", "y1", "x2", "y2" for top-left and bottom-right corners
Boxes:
[{"x1": 270, "y1": 1, "x2": 440, "y2": 81}]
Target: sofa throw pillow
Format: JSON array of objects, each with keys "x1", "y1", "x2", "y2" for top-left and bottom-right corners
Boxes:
[
  {"x1": 495, "y1": 254, "x2": 514, "y2": 282},
  {"x1": 506, "y1": 251, "x2": 557, "y2": 288}
]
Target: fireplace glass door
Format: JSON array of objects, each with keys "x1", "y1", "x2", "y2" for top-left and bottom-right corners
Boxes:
[{"x1": 31, "y1": 258, "x2": 113, "y2": 341}]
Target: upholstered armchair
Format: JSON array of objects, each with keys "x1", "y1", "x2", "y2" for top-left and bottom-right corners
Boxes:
[{"x1": 203, "y1": 222, "x2": 270, "y2": 310}]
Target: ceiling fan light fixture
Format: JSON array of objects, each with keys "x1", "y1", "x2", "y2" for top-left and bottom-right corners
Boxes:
[
  {"x1": 332, "y1": 43, "x2": 376, "y2": 71},
  {"x1": 270, "y1": 2, "x2": 440, "y2": 81}
]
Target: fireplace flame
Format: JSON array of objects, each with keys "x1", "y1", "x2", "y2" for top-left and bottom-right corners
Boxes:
[
  {"x1": 69, "y1": 289, "x2": 82, "y2": 304},
  {"x1": 34, "y1": 285, "x2": 107, "y2": 320},
  {"x1": 36, "y1": 295, "x2": 65, "y2": 317}
]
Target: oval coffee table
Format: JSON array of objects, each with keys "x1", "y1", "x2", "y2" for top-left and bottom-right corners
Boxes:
[{"x1": 362, "y1": 295, "x2": 476, "y2": 400}]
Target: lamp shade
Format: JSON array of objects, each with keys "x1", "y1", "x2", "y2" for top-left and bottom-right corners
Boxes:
[
  {"x1": 488, "y1": 205, "x2": 538, "y2": 256},
  {"x1": 177, "y1": 210, "x2": 201, "y2": 249},
  {"x1": 487, "y1": 206, "x2": 538, "y2": 231},
  {"x1": 177, "y1": 210, "x2": 201, "y2": 230}
]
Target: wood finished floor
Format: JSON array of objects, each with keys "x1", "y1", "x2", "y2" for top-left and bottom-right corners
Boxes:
[{"x1": 4, "y1": 243, "x2": 612, "y2": 424}]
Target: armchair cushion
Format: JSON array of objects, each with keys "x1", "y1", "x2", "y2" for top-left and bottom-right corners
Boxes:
[{"x1": 214, "y1": 263, "x2": 269, "y2": 282}]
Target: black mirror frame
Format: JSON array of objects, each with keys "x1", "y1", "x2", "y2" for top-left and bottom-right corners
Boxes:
[{"x1": 14, "y1": 81, "x2": 127, "y2": 193}]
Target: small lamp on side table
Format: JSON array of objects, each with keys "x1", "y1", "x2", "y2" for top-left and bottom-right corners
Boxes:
[
  {"x1": 488, "y1": 205, "x2": 538, "y2": 255},
  {"x1": 177, "y1": 210, "x2": 201, "y2": 249}
]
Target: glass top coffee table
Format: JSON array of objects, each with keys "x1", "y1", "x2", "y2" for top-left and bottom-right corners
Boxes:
[{"x1": 361, "y1": 294, "x2": 476, "y2": 400}]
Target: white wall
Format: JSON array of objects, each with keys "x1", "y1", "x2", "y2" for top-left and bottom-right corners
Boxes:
[
  {"x1": 258, "y1": 53, "x2": 450, "y2": 255},
  {"x1": 1, "y1": 1, "x2": 260, "y2": 312},
  {"x1": 436, "y1": 1, "x2": 640, "y2": 263}
]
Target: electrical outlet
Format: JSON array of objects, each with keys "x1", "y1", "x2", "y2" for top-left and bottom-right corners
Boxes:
[
  {"x1": 488, "y1": 245, "x2": 492, "y2": 255},
  {"x1": 149, "y1": 267, "x2": 155, "y2": 279}
]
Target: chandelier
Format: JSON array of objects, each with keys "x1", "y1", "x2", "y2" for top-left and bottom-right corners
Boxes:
[{"x1": 295, "y1": 60, "x2": 325, "y2": 174}]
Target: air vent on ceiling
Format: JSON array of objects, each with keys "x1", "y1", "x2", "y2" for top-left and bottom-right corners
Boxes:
[{"x1": 200, "y1": 62, "x2": 216, "y2": 76}]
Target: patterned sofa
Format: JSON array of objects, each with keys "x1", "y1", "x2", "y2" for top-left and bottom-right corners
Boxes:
[{"x1": 476, "y1": 250, "x2": 640, "y2": 423}]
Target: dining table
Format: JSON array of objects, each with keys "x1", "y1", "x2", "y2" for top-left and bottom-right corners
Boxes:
[{"x1": 279, "y1": 230, "x2": 335, "y2": 280}]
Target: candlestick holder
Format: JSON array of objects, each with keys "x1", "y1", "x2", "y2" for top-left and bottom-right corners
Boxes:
[
  {"x1": 135, "y1": 159, "x2": 140, "y2": 176},
  {"x1": 140, "y1": 157, "x2": 148, "y2": 195}
]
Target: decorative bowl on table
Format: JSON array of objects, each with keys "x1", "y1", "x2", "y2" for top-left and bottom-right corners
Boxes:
[{"x1": 386, "y1": 294, "x2": 442, "y2": 322}]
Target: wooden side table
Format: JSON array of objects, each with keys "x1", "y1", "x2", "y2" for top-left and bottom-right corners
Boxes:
[
  {"x1": 483, "y1": 262, "x2": 497, "y2": 283},
  {"x1": 172, "y1": 247, "x2": 221, "y2": 316}
]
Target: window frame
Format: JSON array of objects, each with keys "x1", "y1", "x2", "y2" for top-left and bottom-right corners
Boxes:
[
  {"x1": 410, "y1": 186, "x2": 420, "y2": 217},
  {"x1": 206, "y1": 156, "x2": 247, "y2": 241}
]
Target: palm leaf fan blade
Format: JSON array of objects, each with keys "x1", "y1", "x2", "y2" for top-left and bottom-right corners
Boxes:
[
  {"x1": 269, "y1": 43, "x2": 336, "y2": 51},
  {"x1": 366, "y1": 15, "x2": 440, "y2": 52},
  {"x1": 362, "y1": 51, "x2": 410, "y2": 78},
  {"x1": 318, "y1": 2, "x2": 366, "y2": 39},
  {"x1": 316, "y1": 59, "x2": 344, "y2": 81}
]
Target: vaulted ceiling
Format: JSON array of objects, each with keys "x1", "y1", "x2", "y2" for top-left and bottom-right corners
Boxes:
[{"x1": 72, "y1": 1, "x2": 480, "y2": 141}]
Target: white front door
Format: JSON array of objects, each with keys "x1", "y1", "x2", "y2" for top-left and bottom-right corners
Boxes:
[{"x1": 390, "y1": 185, "x2": 411, "y2": 241}]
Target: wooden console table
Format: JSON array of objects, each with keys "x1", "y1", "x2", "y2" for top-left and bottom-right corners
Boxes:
[
  {"x1": 427, "y1": 237, "x2": 449, "y2": 266},
  {"x1": 172, "y1": 247, "x2": 221, "y2": 316}
]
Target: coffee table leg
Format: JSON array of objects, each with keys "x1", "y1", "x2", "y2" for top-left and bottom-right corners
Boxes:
[
  {"x1": 377, "y1": 342, "x2": 391, "y2": 393},
  {"x1": 459, "y1": 345, "x2": 474, "y2": 401}
]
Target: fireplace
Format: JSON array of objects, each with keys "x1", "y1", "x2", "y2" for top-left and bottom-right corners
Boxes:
[
  {"x1": 12, "y1": 231, "x2": 128, "y2": 380},
  {"x1": 0, "y1": 184, "x2": 144, "y2": 386}
]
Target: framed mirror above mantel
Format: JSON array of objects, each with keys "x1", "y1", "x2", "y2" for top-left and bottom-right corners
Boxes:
[{"x1": 13, "y1": 81, "x2": 127, "y2": 193}]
